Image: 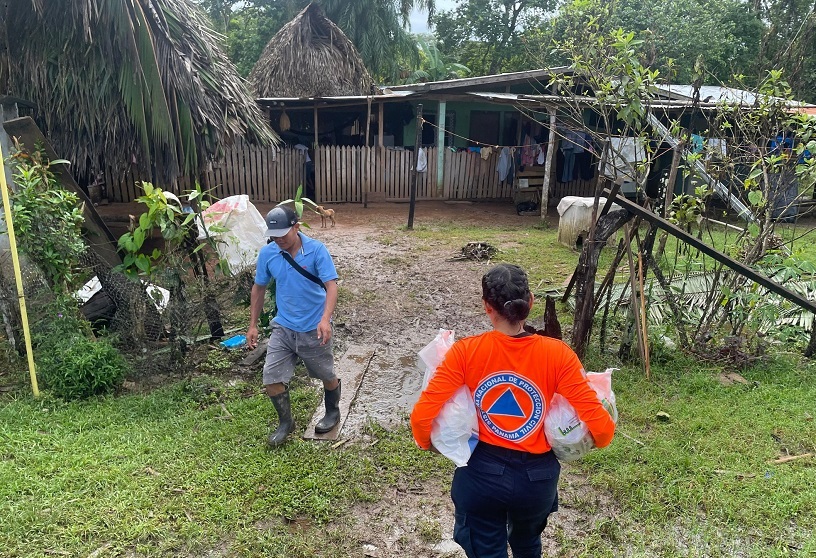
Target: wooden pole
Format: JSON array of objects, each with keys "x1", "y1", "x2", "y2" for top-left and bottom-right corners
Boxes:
[
  {"x1": 365, "y1": 97, "x2": 372, "y2": 208},
  {"x1": 541, "y1": 107, "x2": 557, "y2": 220},
  {"x1": 637, "y1": 244, "x2": 651, "y2": 378},
  {"x1": 365, "y1": 97, "x2": 372, "y2": 148},
  {"x1": 378, "y1": 102, "x2": 384, "y2": 147},
  {"x1": 623, "y1": 224, "x2": 648, "y2": 374},
  {"x1": 570, "y1": 209, "x2": 634, "y2": 357},
  {"x1": 313, "y1": 105, "x2": 319, "y2": 148},
  {"x1": 408, "y1": 104, "x2": 423, "y2": 230},
  {"x1": 664, "y1": 143, "x2": 682, "y2": 217},
  {"x1": 378, "y1": 102, "x2": 385, "y2": 205},
  {"x1": 436, "y1": 100, "x2": 446, "y2": 196},
  {"x1": 0, "y1": 144, "x2": 39, "y2": 396}
]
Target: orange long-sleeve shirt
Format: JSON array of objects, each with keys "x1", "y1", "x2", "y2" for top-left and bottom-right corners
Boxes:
[{"x1": 410, "y1": 331, "x2": 616, "y2": 454}]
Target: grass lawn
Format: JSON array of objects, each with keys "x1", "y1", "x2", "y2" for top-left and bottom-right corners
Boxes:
[
  {"x1": 2, "y1": 354, "x2": 813, "y2": 557},
  {"x1": 0, "y1": 378, "x2": 450, "y2": 557}
]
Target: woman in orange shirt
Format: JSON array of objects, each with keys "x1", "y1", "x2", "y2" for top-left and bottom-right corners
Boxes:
[{"x1": 411, "y1": 264, "x2": 616, "y2": 558}]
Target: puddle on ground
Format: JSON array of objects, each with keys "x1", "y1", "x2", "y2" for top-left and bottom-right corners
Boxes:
[{"x1": 343, "y1": 348, "x2": 425, "y2": 436}]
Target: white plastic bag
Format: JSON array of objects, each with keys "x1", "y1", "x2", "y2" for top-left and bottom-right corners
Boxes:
[
  {"x1": 195, "y1": 195, "x2": 267, "y2": 274},
  {"x1": 543, "y1": 368, "x2": 618, "y2": 462},
  {"x1": 418, "y1": 329, "x2": 479, "y2": 467},
  {"x1": 419, "y1": 329, "x2": 455, "y2": 390}
]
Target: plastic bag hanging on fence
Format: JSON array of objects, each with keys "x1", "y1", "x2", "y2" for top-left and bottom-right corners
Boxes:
[
  {"x1": 418, "y1": 329, "x2": 479, "y2": 467},
  {"x1": 195, "y1": 195, "x2": 267, "y2": 274},
  {"x1": 543, "y1": 368, "x2": 618, "y2": 462}
]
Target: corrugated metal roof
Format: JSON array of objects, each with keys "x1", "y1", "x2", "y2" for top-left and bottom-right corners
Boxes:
[
  {"x1": 385, "y1": 67, "x2": 573, "y2": 92},
  {"x1": 657, "y1": 85, "x2": 758, "y2": 103}
]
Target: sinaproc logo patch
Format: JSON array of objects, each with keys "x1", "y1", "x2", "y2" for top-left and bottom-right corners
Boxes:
[{"x1": 474, "y1": 371, "x2": 545, "y2": 442}]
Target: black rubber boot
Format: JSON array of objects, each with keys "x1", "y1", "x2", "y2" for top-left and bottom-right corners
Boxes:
[
  {"x1": 315, "y1": 379, "x2": 342, "y2": 434},
  {"x1": 268, "y1": 390, "x2": 295, "y2": 447}
]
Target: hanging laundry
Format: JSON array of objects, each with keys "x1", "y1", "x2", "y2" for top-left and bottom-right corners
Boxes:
[
  {"x1": 569, "y1": 130, "x2": 585, "y2": 154},
  {"x1": 600, "y1": 137, "x2": 648, "y2": 185},
  {"x1": 497, "y1": 147, "x2": 512, "y2": 182},
  {"x1": 690, "y1": 134, "x2": 705, "y2": 154},
  {"x1": 556, "y1": 148, "x2": 565, "y2": 183},
  {"x1": 577, "y1": 132, "x2": 595, "y2": 180},
  {"x1": 536, "y1": 145, "x2": 546, "y2": 165},
  {"x1": 521, "y1": 134, "x2": 536, "y2": 166},
  {"x1": 506, "y1": 148, "x2": 516, "y2": 185},
  {"x1": 416, "y1": 147, "x2": 427, "y2": 173},
  {"x1": 560, "y1": 138, "x2": 576, "y2": 183},
  {"x1": 480, "y1": 146, "x2": 493, "y2": 160}
]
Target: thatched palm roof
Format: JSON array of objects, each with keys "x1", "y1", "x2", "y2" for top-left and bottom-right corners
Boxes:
[
  {"x1": 249, "y1": 3, "x2": 376, "y2": 98},
  {"x1": 0, "y1": 0, "x2": 277, "y2": 185}
]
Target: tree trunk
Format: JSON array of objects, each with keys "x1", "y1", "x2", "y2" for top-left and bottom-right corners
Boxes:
[{"x1": 571, "y1": 209, "x2": 633, "y2": 358}]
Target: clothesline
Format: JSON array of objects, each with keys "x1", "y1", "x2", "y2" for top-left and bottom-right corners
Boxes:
[
  {"x1": 416, "y1": 116, "x2": 676, "y2": 160},
  {"x1": 418, "y1": 116, "x2": 597, "y2": 152}
]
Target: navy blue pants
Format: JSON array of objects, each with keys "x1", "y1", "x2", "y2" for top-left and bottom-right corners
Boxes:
[{"x1": 451, "y1": 443, "x2": 561, "y2": 558}]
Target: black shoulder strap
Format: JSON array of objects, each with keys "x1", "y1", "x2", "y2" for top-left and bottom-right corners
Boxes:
[{"x1": 279, "y1": 250, "x2": 327, "y2": 291}]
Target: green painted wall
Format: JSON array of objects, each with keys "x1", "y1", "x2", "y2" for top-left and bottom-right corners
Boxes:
[{"x1": 402, "y1": 100, "x2": 533, "y2": 148}]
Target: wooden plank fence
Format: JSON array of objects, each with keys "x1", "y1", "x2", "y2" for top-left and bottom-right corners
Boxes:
[
  {"x1": 104, "y1": 143, "x2": 595, "y2": 204},
  {"x1": 104, "y1": 142, "x2": 304, "y2": 204}
]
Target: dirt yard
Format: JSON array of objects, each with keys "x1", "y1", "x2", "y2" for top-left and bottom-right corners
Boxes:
[{"x1": 97, "y1": 199, "x2": 617, "y2": 557}]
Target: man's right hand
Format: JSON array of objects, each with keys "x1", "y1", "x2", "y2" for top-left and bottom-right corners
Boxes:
[{"x1": 247, "y1": 325, "x2": 259, "y2": 349}]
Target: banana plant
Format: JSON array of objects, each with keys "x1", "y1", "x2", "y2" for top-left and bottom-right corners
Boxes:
[{"x1": 278, "y1": 184, "x2": 321, "y2": 225}]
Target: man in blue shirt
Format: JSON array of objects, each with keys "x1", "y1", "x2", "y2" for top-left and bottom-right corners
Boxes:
[{"x1": 246, "y1": 205, "x2": 340, "y2": 447}]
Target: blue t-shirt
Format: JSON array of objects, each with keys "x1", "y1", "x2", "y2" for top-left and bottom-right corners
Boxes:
[{"x1": 254, "y1": 232, "x2": 338, "y2": 332}]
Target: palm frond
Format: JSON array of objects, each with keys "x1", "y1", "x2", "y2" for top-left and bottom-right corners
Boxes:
[{"x1": 1, "y1": 0, "x2": 277, "y2": 185}]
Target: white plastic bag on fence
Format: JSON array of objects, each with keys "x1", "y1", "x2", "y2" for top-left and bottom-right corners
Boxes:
[
  {"x1": 418, "y1": 329, "x2": 479, "y2": 467},
  {"x1": 196, "y1": 195, "x2": 267, "y2": 274},
  {"x1": 543, "y1": 368, "x2": 618, "y2": 462}
]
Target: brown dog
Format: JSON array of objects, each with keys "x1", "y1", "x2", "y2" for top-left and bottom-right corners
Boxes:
[{"x1": 316, "y1": 205, "x2": 336, "y2": 228}]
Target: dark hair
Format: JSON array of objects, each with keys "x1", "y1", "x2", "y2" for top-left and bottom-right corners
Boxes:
[{"x1": 481, "y1": 264, "x2": 531, "y2": 323}]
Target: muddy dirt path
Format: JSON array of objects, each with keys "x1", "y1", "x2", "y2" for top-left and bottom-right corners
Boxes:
[{"x1": 297, "y1": 200, "x2": 558, "y2": 436}]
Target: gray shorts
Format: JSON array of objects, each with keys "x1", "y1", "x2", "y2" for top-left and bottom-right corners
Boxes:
[{"x1": 262, "y1": 324, "x2": 335, "y2": 386}]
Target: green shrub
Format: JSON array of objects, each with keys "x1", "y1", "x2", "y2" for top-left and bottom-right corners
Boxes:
[
  {"x1": 30, "y1": 298, "x2": 92, "y2": 342},
  {"x1": 7, "y1": 143, "x2": 86, "y2": 293},
  {"x1": 38, "y1": 334, "x2": 129, "y2": 400}
]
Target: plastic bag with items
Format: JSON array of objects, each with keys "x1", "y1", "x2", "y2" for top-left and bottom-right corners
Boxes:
[
  {"x1": 195, "y1": 195, "x2": 267, "y2": 274},
  {"x1": 543, "y1": 368, "x2": 618, "y2": 462},
  {"x1": 418, "y1": 329, "x2": 479, "y2": 467}
]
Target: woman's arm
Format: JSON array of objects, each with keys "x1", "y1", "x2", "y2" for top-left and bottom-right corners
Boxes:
[{"x1": 553, "y1": 343, "x2": 616, "y2": 448}]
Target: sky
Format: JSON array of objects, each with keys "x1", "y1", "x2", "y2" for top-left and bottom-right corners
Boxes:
[{"x1": 409, "y1": 0, "x2": 457, "y2": 35}]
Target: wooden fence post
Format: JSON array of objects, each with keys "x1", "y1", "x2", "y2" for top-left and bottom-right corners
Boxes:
[{"x1": 408, "y1": 104, "x2": 423, "y2": 230}]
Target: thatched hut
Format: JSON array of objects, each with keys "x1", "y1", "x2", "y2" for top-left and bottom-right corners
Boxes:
[
  {"x1": 0, "y1": 0, "x2": 277, "y2": 186},
  {"x1": 249, "y1": 3, "x2": 376, "y2": 98}
]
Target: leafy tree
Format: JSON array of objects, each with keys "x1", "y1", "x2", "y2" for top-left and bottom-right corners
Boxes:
[
  {"x1": 547, "y1": 0, "x2": 764, "y2": 85},
  {"x1": 6, "y1": 143, "x2": 86, "y2": 295},
  {"x1": 403, "y1": 36, "x2": 471, "y2": 83},
  {"x1": 318, "y1": 0, "x2": 435, "y2": 81},
  {"x1": 194, "y1": 0, "x2": 300, "y2": 77},
  {"x1": 753, "y1": 0, "x2": 816, "y2": 102},
  {"x1": 547, "y1": 18, "x2": 816, "y2": 362},
  {"x1": 433, "y1": 0, "x2": 555, "y2": 75},
  {"x1": 546, "y1": 0, "x2": 816, "y2": 103}
]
